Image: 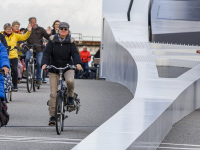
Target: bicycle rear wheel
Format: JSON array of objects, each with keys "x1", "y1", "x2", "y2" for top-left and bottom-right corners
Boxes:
[
  {"x1": 55, "y1": 92, "x2": 64, "y2": 135},
  {"x1": 10, "y1": 88, "x2": 12, "y2": 101},
  {"x1": 26, "y1": 64, "x2": 33, "y2": 93}
]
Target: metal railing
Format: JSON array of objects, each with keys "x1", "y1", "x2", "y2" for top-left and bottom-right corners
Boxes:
[
  {"x1": 71, "y1": 34, "x2": 101, "y2": 42},
  {"x1": 83, "y1": 36, "x2": 101, "y2": 41},
  {"x1": 71, "y1": 33, "x2": 82, "y2": 43}
]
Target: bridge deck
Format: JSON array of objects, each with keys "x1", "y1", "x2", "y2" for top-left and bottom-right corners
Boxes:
[{"x1": 0, "y1": 79, "x2": 133, "y2": 150}]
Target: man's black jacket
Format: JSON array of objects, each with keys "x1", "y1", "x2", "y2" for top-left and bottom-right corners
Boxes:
[{"x1": 41, "y1": 34, "x2": 82, "y2": 74}]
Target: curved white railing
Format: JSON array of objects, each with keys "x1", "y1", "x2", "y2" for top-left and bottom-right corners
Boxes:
[{"x1": 73, "y1": 0, "x2": 200, "y2": 149}]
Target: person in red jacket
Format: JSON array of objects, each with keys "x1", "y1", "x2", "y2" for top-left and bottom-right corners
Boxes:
[{"x1": 80, "y1": 46, "x2": 91, "y2": 78}]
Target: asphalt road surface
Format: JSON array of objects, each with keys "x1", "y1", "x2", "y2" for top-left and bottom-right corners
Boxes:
[
  {"x1": 157, "y1": 108, "x2": 200, "y2": 150},
  {"x1": 0, "y1": 79, "x2": 133, "y2": 150}
]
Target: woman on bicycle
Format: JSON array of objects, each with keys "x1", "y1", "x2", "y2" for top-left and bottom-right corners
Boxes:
[
  {"x1": 41, "y1": 22, "x2": 82, "y2": 125},
  {"x1": 1, "y1": 23, "x2": 32, "y2": 92}
]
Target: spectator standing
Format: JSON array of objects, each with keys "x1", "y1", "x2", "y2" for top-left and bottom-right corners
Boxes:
[{"x1": 80, "y1": 46, "x2": 91, "y2": 78}]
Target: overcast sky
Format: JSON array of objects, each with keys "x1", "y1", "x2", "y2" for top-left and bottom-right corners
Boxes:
[{"x1": 0, "y1": 0, "x2": 102, "y2": 37}]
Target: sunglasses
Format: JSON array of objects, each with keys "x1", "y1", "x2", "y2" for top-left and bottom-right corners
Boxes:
[{"x1": 59, "y1": 28, "x2": 68, "y2": 31}]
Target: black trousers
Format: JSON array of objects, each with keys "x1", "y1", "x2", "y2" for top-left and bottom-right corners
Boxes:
[{"x1": 10, "y1": 58, "x2": 18, "y2": 86}]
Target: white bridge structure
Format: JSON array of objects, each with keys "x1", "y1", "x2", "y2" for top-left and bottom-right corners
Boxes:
[{"x1": 73, "y1": 0, "x2": 200, "y2": 149}]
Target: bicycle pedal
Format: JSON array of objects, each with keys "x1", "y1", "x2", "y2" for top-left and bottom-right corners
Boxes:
[
  {"x1": 49, "y1": 123, "x2": 55, "y2": 126},
  {"x1": 64, "y1": 116, "x2": 68, "y2": 119}
]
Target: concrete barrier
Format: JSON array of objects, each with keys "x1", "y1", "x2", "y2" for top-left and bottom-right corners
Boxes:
[{"x1": 72, "y1": 0, "x2": 200, "y2": 149}]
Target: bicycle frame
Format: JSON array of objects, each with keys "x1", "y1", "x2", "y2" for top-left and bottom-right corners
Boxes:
[{"x1": 58, "y1": 69, "x2": 65, "y2": 104}]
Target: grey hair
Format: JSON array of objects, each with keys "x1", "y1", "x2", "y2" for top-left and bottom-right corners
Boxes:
[
  {"x1": 4, "y1": 23, "x2": 12, "y2": 30},
  {"x1": 28, "y1": 17, "x2": 37, "y2": 23},
  {"x1": 12, "y1": 20, "x2": 20, "y2": 27},
  {"x1": 83, "y1": 46, "x2": 88, "y2": 49}
]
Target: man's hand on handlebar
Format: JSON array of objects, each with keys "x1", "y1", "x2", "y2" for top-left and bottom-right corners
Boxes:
[
  {"x1": 20, "y1": 43, "x2": 24, "y2": 49},
  {"x1": 42, "y1": 64, "x2": 47, "y2": 70},
  {"x1": 2, "y1": 66, "x2": 9, "y2": 75},
  {"x1": 76, "y1": 64, "x2": 82, "y2": 71},
  {"x1": 197, "y1": 50, "x2": 200, "y2": 54}
]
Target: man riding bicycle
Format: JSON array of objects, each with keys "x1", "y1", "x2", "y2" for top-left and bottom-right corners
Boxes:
[
  {"x1": 25, "y1": 17, "x2": 51, "y2": 86},
  {"x1": 41, "y1": 22, "x2": 82, "y2": 125}
]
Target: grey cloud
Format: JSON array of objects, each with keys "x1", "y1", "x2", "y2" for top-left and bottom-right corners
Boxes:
[{"x1": 0, "y1": 0, "x2": 102, "y2": 36}]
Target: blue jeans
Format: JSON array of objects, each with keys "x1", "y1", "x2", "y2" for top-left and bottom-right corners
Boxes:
[
  {"x1": 25, "y1": 51, "x2": 43, "y2": 80},
  {"x1": 82, "y1": 63, "x2": 89, "y2": 78}
]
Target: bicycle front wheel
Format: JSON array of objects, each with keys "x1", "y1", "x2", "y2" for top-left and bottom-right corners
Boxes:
[
  {"x1": 55, "y1": 92, "x2": 64, "y2": 135},
  {"x1": 26, "y1": 64, "x2": 33, "y2": 93},
  {"x1": 33, "y1": 65, "x2": 37, "y2": 92},
  {"x1": 5, "y1": 87, "x2": 11, "y2": 103}
]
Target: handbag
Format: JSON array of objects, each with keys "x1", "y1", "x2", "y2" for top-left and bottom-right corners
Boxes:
[{"x1": 0, "y1": 101, "x2": 9, "y2": 127}]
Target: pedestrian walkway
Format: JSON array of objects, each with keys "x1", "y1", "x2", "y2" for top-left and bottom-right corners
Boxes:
[{"x1": 0, "y1": 79, "x2": 133, "y2": 150}]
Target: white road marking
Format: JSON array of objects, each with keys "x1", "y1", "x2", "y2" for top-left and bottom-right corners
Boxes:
[
  {"x1": 158, "y1": 147, "x2": 200, "y2": 150},
  {"x1": 161, "y1": 143, "x2": 200, "y2": 147},
  {"x1": 0, "y1": 135, "x2": 82, "y2": 144}
]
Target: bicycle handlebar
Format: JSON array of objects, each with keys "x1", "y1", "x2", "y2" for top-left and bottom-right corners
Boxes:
[
  {"x1": 0, "y1": 69, "x2": 5, "y2": 75},
  {"x1": 7, "y1": 46, "x2": 25, "y2": 53},
  {"x1": 45, "y1": 64, "x2": 76, "y2": 70},
  {"x1": 22, "y1": 38, "x2": 43, "y2": 49}
]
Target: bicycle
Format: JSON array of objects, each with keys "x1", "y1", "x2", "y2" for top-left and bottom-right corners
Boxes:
[
  {"x1": 0, "y1": 69, "x2": 12, "y2": 103},
  {"x1": 4, "y1": 46, "x2": 23, "y2": 102},
  {"x1": 45, "y1": 64, "x2": 81, "y2": 135},
  {"x1": 22, "y1": 43, "x2": 42, "y2": 93}
]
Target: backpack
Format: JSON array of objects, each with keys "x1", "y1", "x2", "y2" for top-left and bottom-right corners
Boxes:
[{"x1": 0, "y1": 101, "x2": 9, "y2": 127}]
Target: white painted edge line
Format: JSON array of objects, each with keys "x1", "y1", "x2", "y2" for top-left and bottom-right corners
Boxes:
[
  {"x1": 158, "y1": 147, "x2": 200, "y2": 150},
  {"x1": 161, "y1": 143, "x2": 200, "y2": 147}
]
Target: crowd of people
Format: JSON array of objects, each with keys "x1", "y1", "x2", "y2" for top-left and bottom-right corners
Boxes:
[{"x1": 0, "y1": 17, "x2": 95, "y2": 125}]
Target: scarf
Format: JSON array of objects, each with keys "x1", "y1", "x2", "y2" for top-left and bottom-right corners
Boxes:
[
  {"x1": 58, "y1": 34, "x2": 66, "y2": 42},
  {"x1": 12, "y1": 30, "x2": 20, "y2": 34},
  {"x1": 4, "y1": 32, "x2": 12, "y2": 37}
]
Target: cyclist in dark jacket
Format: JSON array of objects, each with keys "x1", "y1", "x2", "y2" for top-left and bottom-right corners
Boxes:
[
  {"x1": 41, "y1": 22, "x2": 82, "y2": 125},
  {"x1": 25, "y1": 17, "x2": 51, "y2": 86},
  {"x1": 0, "y1": 42, "x2": 10, "y2": 101}
]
